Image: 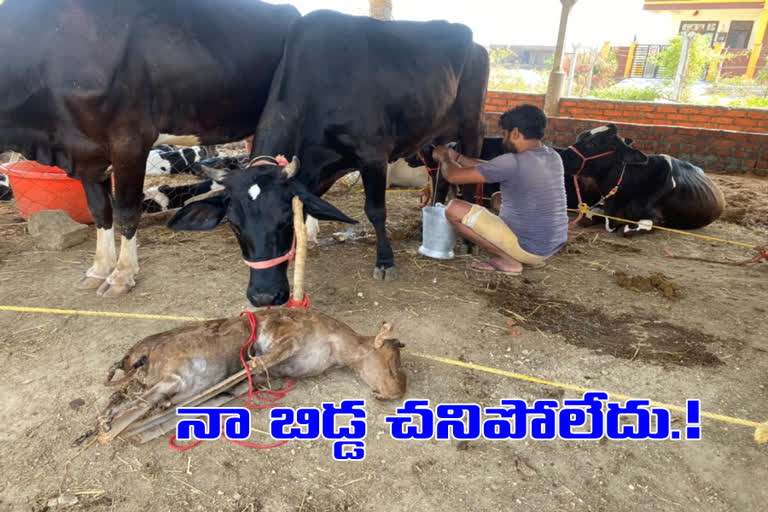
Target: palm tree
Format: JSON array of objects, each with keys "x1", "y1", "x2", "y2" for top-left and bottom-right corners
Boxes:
[{"x1": 369, "y1": 0, "x2": 392, "y2": 20}]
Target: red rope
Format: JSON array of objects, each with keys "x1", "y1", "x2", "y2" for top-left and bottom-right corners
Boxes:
[
  {"x1": 169, "y1": 295, "x2": 312, "y2": 451},
  {"x1": 169, "y1": 312, "x2": 294, "y2": 451}
]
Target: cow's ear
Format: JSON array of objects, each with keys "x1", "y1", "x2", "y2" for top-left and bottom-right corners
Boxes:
[
  {"x1": 167, "y1": 195, "x2": 229, "y2": 231},
  {"x1": 622, "y1": 147, "x2": 648, "y2": 165},
  {"x1": 296, "y1": 189, "x2": 357, "y2": 224},
  {"x1": 622, "y1": 137, "x2": 634, "y2": 146}
]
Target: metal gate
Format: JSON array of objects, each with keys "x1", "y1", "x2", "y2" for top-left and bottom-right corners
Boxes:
[{"x1": 630, "y1": 44, "x2": 665, "y2": 78}]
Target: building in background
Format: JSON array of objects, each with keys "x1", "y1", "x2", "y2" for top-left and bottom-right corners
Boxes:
[
  {"x1": 641, "y1": 0, "x2": 768, "y2": 78},
  {"x1": 488, "y1": 45, "x2": 555, "y2": 70}
]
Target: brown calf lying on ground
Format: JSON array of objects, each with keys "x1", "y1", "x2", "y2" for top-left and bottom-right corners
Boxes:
[{"x1": 78, "y1": 308, "x2": 406, "y2": 444}]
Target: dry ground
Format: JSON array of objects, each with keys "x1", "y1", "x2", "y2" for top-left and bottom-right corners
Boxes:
[{"x1": 0, "y1": 169, "x2": 766, "y2": 512}]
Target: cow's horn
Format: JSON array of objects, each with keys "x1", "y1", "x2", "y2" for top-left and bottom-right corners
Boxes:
[
  {"x1": 201, "y1": 165, "x2": 228, "y2": 183},
  {"x1": 283, "y1": 156, "x2": 300, "y2": 179}
]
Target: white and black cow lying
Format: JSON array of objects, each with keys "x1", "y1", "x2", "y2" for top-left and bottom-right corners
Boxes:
[
  {"x1": 562, "y1": 124, "x2": 725, "y2": 234},
  {"x1": 145, "y1": 146, "x2": 209, "y2": 176},
  {"x1": 0, "y1": 171, "x2": 11, "y2": 201},
  {"x1": 142, "y1": 180, "x2": 224, "y2": 213}
]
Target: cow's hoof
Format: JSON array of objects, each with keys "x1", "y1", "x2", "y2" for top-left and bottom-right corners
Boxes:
[
  {"x1": 96, "y1": 279, "x2": 134, "y2": 297},
  {"x1": 373, "y1": 266, "x2": 397, "y2": 281},
  {"x1": 455, "y1": 243, "x2": 469, "y2": 256},
  {"x1": 76, "y1": 275, "x2": 107, "y2": 290},
  {"x1": 470, "y1": 245, "x2": 481, "y2": 257}
]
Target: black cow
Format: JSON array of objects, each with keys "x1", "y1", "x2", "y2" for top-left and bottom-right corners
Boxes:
[
  {"x1": 0, "y1": 0, "x2": 300, "y2": 297},
  {"x1": 562, "y1": 124, "x2": 725, "y2": 233},
  {"x1": 189, "y1": 155, "x2": 250, "y2": 179},
  {"x1": 169, "y1": 11, "x2": 489, "y2": 306}
]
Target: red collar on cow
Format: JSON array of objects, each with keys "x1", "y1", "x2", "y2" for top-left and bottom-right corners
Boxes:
[
  {"x1": 566, "y1": 146, "x2": 616, "y2": 177},
  {"x1": 243, "y1": 236, "x2": 296, "y2": 270},
  {"x1": 248, "y1": 154, "x2": 290, "y2": 168},
  {"x1": 566, "y1": 145, "x2": 618, "y2": 229}
]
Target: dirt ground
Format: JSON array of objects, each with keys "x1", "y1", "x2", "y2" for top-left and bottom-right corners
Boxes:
[{"x1": 0, "y1": 166, "x2": 766, "y2": 512}]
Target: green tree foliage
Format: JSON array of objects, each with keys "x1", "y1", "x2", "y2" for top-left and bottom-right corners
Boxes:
[
  {"x1": 562, "y1": 48, "x2": 618, "y2": 96},
  {"x1": 654, "y1": 34, "x2": 721, "y2": 100}
]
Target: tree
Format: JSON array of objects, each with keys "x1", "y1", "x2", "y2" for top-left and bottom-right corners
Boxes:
[
  {"x1": 654, "y1": 34, "x2": 721, "y2": 101},
  {"x1": 562, "y1": 47, "x2": 618, "y2": 96}
]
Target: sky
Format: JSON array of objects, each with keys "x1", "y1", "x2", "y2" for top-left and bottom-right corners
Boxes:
[{"x1": 263, "y1": 0, "x2": 675, "y2": 49}]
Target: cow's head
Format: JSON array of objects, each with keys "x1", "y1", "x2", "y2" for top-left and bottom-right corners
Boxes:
[
  {"x1": 566, "y1": 124, "x2": 647, "y2": 179},
  {"x1": 167, "y1": 157, "x2": 357, "y2": 306}
]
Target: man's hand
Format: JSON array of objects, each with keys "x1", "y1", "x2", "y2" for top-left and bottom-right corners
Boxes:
[{"x1": 432, "y1": 145, "x2": 459, "y2": 164}]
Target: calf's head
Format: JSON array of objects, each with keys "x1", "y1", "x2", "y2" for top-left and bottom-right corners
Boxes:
[
  {"x1": 359, "y1": 322, "x2": 407, "y2": 400},
  {"x1": 167, "y1": 157, "x2": 356, "y2": 306},
  {"x1": 567, "y1": 124, "x2": 647, "y2": 180}
]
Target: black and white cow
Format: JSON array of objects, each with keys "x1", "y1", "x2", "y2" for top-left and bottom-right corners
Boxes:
[
  {"x1": 0, "y1": 0, "x2": 300, "y2": 297},
  {"x1": 145, "y1": 146, "x2": 209, "y2": 176},
  {"x1": 168, "y1": 11, "x2": 489, "y2": 306},
  {"x1": 561, "y1": 124, "x2": 725, "y2": 233},
  {"x1": 0, "y1": 170, "x2": 12, "y2": 201},
  {"x1": 142, "y1": 180, "x2": 222, "y2": 213}
]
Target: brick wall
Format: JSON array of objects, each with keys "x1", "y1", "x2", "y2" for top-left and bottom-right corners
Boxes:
[
  {"x1": 557, "y1": 98, "x2": 768, "y2": 134},
  {"x1": 721, "y1": 49, "x2": 750, "y2": 78},
  {"x1": 484, "y1": 91, "x2": 544, "y2": 114},
  {"x1": 483, "y1": 91, "x2": 768, "y2": 134},
  {"x1": 484, "y1": 115, "x2": 767, "y2": 176},
  {"x1": 614, "y1": 46, "x2": 630, "y2": 79}
]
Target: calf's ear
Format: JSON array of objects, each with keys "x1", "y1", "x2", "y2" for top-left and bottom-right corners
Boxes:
[
  {"x1": 167, "y1": 195, "x2": 229, "y2": 231},
  {"x1": 296, "y1": 188, "x2": 357, "y2": 224}
]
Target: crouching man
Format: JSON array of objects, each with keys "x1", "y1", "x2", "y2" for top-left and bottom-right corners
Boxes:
[{"x1": 433, "y1": 104, "x2": 567, "y2": 275}]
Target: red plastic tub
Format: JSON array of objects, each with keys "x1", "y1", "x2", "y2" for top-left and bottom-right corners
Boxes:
[{"x1": 1, "y1": 161, "x2": 93, "y2": 224}]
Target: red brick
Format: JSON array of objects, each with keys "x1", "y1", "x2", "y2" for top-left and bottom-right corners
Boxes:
[
  {"x1": 744, "y1": 160, "x2": 757, "y2": 168},
  {"x1": 746, "y1": 110, "x2": 765, "y2": 119},
  {"x1": 679, "y1": 107, "x2": 702, "y2": 115},
  {"x1": 733, "y1": 118, "x2": 759, "y2": 126},
  {"x1": 635, "y1": 105, "x2": 654, "y2": 112},
  {"x1": 715, "y1": 148, "x2": 733, "y2": 156}
]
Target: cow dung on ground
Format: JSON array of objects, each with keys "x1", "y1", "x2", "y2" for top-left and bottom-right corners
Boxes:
[{"x1": 614, "y1": 271, "x2": 684, "y2": 300}]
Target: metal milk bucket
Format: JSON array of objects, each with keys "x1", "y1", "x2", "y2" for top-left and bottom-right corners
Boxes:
[{"x1": 418, "y1": 203, "x2": 457, "y2": 260}]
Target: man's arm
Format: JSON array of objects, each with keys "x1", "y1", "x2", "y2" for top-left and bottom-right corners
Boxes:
[{"x1": 432, "y1": 146, "x2": 488, "y2": 185}]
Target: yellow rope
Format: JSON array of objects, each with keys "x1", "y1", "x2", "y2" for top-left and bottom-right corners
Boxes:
[
  {"x1": 0, "y1": 305, "x2": 214, "y2": 322},
  {"x1": 568, "y1": 205, "x2": 762, "y2": 251},
  {"x1": 2, "y1": 304, "x2": 765, "y2": 440}
]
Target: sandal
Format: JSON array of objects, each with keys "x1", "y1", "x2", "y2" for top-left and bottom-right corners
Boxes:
[{"x1": 470, "y1": 259, "x2": 522, "y2": 276}]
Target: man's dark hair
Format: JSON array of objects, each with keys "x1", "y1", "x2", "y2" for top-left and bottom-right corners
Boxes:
[{"x1": 499, "y1": 104, "x2": 547, "y2": 140}]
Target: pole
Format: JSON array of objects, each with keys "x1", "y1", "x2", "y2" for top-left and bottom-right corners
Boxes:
[
  {"x1": 672, "y1": 32, "x2": 695, "y2": 102},
  {"x1": 565, "y1": 45, "x2": 581, "y2": 96},
  {"x1": 369, "y1": 0, "x2": 393, "y2": 20},
  {"x1": 544, "y1": 0, "x2": 578, "y2": 116},
  {"x1": 585, "y1": 47, "x2": 600, "y2": 93}
]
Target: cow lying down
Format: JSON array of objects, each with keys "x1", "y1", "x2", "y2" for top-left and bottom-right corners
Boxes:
[{"x1": 78, "y1": 308, "x2": 407, "y2": 444}]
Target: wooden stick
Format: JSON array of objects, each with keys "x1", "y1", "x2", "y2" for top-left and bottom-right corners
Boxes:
[{"x1": 292, "y1": 197, "x2": 307, "y2": 302}]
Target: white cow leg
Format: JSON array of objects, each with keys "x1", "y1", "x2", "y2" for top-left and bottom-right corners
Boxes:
[
  {"x1": 306, "y1": 215, "x2": 319, "y2": 248},
  {"x1": 77, "y1": 227, "x2": 117, "y2": 289},
  {"x1": 97, "y1": 234, "x2": 139, "y2": 297}
]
